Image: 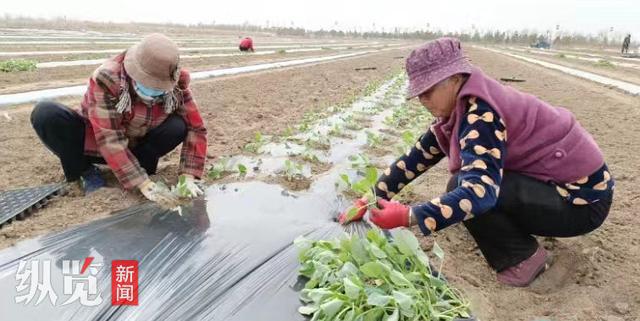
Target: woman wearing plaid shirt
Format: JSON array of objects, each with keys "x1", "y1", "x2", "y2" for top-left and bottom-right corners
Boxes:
[{"x1": 31, "y1": 34, "x2": 208, "y2": 206}]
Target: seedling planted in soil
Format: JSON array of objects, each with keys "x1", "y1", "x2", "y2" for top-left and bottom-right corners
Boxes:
[
  {"x1": 305, "y1": 136, "x2": 332, "y2": 151},
  {"x1": 244, "y1": 132, "x2": 269, "y2": 154},
  {"x1": 283, "y1": 159, "x2": 304, "y2": 181},
  {"x1": 207, "y1": 157, "x2": 230, "y2": 180},
  {"x1": 365, "y1": 131, "x2": 383, "y2": 148},
  {"x1": 348, "y1": 153, "x2": 372, "y2": 170},
  {"x1": 237, "y1": 163, "x2": 248, "y2": 178}
]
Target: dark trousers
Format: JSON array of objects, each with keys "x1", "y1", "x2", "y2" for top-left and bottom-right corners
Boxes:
[
  {"x1": 30, "y1": 101, "x2": 188, "y2": 182},
  {"x1": 448, "y1": 172, "x2": 612, "y2": 271}
]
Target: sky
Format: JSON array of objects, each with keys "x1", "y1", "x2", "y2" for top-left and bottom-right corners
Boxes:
[{"x1": 2, "y1": 0, "x2": 639, "y2": 40}]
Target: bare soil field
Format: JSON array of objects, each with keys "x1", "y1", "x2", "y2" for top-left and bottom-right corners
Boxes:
[{"x1": 0, "y1": 47, "x2": 388, "y2": 94}]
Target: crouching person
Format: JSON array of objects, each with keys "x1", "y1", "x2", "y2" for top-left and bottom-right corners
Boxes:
[
  {"x1": 31, "y1": 34, "x2": 207, "y2": 207},
  {"x1": 340, "y1": 38, "x2": 614, "y2": 287}
]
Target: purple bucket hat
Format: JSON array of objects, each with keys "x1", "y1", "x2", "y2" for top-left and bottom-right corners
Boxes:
[{"x1": 405, "y1": 37, "x2": 473, "y2": 99}]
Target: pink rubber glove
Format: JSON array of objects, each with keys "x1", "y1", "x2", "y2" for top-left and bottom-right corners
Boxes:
[
  {"x1": 338, "y1": 197, "x2": 369, "y2": 224},
  {"x1": 370, "y1": 199, "x2": 411, "y2": 229}
]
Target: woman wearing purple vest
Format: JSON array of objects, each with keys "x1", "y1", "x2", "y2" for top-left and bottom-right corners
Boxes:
[{"x1": 339, "y1": 38, "x2": 614, "y2": 287}]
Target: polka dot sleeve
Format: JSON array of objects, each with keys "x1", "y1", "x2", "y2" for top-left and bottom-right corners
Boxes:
[
  {"x1": 374, "y1": 125, "x2": 445, "y2": 200},
  {"x1": 412, "y1": 97, "x2": 506, "y2": 236}
]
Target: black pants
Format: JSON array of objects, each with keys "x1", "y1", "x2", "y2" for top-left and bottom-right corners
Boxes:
[
  {"x1": 447, "y1": 172, "x2": 612, "y2": 271},
  {"x1": 30, "y1": 101, "x2": 187, "y2": 182}
]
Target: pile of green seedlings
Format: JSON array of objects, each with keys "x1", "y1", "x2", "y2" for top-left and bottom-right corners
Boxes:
[{"x1": 295, "y1": 229, "x2": 471, "y2": 321}]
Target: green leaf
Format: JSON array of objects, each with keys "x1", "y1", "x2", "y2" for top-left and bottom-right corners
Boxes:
[
  {"x1": 343, "y1": 277, "x2": 361, "y2": 299},
  {"x1": 366, "y1": 291, "x2": 392, "y2": 307},
  {"x1": 339, "y1": 262, "x2": 359, "y2": 278},
  {"x1": 320, "y1": 299, "x2": 344, "y2": 319},
  {"x1": 237, "y1": 164, "x2": 247, "y2": 177},
  {"x1": 350, "y1": 236, "x2": 369, "y2": 264},
  {"x1": 369, "y1": 244, "x2": 387, "y2": 259},
  {"x1": 360, "y1": 261, "x2": 390, "y2": 279},
  {"x1": 392, "y1": 290, "x2": 414, "y2": 313},
  {"x1": 340, "y1": 174, "x2": 351, "y2": 187},
  {"x1": 393, "y1": 229, "x2": 421, "y2": 257},
  {"x1": 365, "y1": 167, "x2": 378, "y2": 185},
  {"x1": 389, "y1": 270, "x2": 411, "y2": 287},
  {"x1": 298, "y1": 305, "x2": 318, "y2": 315},
  {"x1": 363, "y1": 307, "x2": 385, "y2": 321},
  {"x1": 308, "y1": 288, "x2": 333, "y2": 304},
  {"x1": 345, "y1": 207, "x2": 359, "y2": 221},
  {"x1": 366, "y1": 229, "x2": 385, "y2": 245}
]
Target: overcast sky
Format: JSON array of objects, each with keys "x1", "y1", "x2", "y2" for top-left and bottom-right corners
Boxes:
[{"x1": 2, "y1": 0, "x2": 638, "y2": 39}]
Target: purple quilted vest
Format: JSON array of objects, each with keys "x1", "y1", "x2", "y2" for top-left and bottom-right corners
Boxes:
[{"x1": 431, "y1": 67, "x2": 604, "y2": 184}]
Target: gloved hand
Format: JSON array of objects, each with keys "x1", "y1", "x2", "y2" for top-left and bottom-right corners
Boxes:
[
  {"x1": 138, "y1": 179, "x2": 180, "y2": 208},
  {"x1": 180, "y1": 174, "x2": 204, "y2": 197},
  {"x1": 370, "y1": 199, "x2": 411, "y2": 229},
  {"x1": 338, "y1": 197, "x2": 369, "y2": 224}
]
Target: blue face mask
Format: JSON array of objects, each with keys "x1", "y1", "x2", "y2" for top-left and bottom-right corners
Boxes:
[{"x1": 134, "y1": 81, "x2": 166, "y2": 98}]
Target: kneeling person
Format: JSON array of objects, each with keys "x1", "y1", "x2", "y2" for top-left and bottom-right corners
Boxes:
[{"x1": 31, "y1": 34, "x2": 208, "y2": 206}]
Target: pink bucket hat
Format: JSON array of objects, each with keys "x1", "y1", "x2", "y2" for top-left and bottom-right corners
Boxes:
[
  {"x1": 405, "y1": 37, "x2": 473, "y2": 99},
  {"x1": 124, "y1": 33, "x2": 180, "y2": 92}
]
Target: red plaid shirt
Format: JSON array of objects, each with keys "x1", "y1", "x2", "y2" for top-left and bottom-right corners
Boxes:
[{"x1": 78, "y1": 53, "x2": 207, "y2": 189}]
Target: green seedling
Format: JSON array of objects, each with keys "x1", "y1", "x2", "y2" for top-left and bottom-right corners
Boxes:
[
  {"x1": 294, "y1": 229, "x2": 470, "y2": 321},
  {"x1": 365, "y1": 131, "x2": 383, "y2": 148},
  {"x1": 328, "y1": 123, "x2": 344, "y2": 137},
  {"x1": 281, "y1": 126, "x2": 295, "y2": 139},
  {"x1": 305, "y1": 136, "x2": 331, "y2": 150},
  {"x1": 396, "y1": 130, "x2": 418, "y2": 155},
  {"x1": 301, "y1": 148, "x2": 321, "y2": 164},
  {"x1": 244, "y1": 132, "x2": 269, "y2": 154},
  {"x1": 348, "y1": 153, "x2": 371, "y2": 170},
  {"x1": 237, "y1": 163, "x2": 248, "y2": 178},
  {"x1": 283, "y1": 159, "x2": 304, "y2": 181},
  {"x1": 298, "y1": 122, "x2": 311, "y2": 132},
  {"x1": 174, "y1": 175, "x2": 189, "y2": 197},
  {"x1": 341, "y1": 167, "x2": 380, "y2": 222},
  {"x1": 207, "y1": 157, "x2": 230, "y2": 180}
]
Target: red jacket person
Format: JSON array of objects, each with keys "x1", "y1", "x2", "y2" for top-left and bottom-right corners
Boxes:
[{"x1": 31, "y1": 34, "x2": 208, "y2": 206}]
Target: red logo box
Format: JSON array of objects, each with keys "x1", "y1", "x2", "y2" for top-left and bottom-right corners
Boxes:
[{"x1": 111, "y1": 260, "x2": 138, "y2": 305}]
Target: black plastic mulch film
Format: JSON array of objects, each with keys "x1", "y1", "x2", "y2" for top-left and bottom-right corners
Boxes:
[
  {"x1": 0, "y1": 181, "x2": 475, "y2": 320},
  {"x1": 0, "y1": 183, "x2": 65, "y2": 226}
]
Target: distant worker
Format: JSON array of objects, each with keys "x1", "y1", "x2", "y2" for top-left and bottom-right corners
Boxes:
[
  {"x1": 239, "y1": 37, "x2": 254, "y2": 52},
  {"x1": 340, "y1": 38, "x2": 614, "y2": 287},
  {"x1": 622, "y1": 34, "x2": 631, "y2": 54},
  {"x1": 31, "y1": 34, "x2": 207, "y2": 207}
]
